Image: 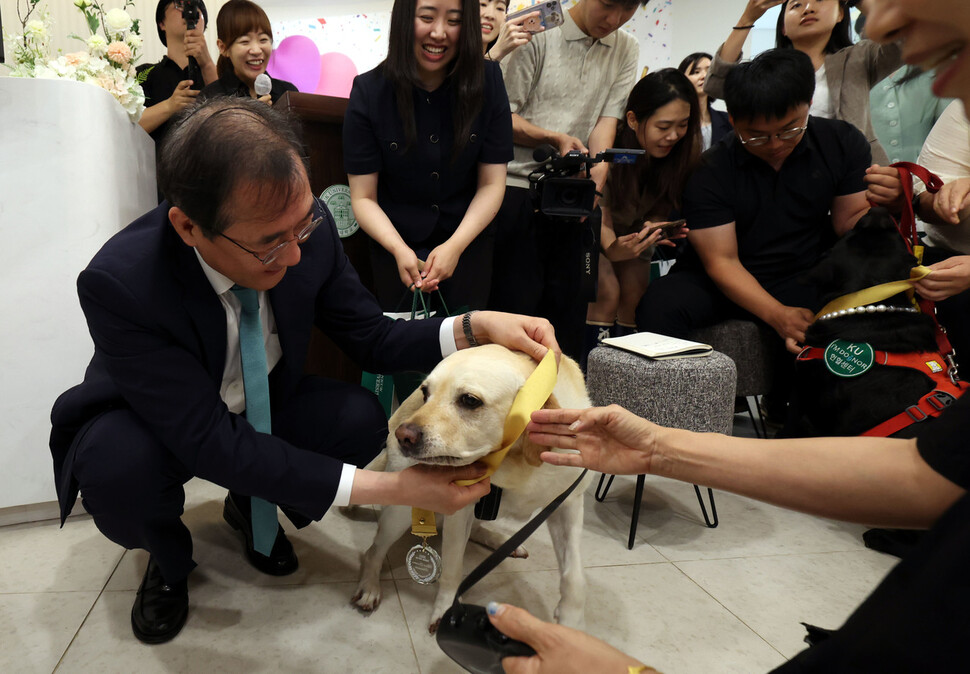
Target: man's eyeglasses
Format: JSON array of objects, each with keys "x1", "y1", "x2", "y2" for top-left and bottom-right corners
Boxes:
[
  {"x1": 219, "y1": 216, "x2": 322, "y2": 266},
  {"x1": 737, "y1": 123, "x2": 809, "y2": 147}
]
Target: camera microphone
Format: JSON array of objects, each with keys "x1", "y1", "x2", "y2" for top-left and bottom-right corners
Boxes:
[
  {"x1": 532, "y1": 143, "x2": 559, "y2": 164},
  {"x1": 254, "y1": 73, "x2": 272, "y2": 97}
]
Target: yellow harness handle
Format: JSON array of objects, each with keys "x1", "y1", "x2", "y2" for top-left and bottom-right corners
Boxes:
[
  {"x1": 410, "y1": 350, "x2": 558, "y2": 537},
  {"x1": 814, "y1": 266, "x2": 931, "y2": 321}
]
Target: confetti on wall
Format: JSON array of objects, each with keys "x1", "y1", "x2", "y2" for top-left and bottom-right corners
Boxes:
[{"x1": 273, "y1": 1, "x2": 672, "y2": 86}]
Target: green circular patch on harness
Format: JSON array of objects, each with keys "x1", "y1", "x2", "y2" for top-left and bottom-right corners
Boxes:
[{"x1": 824, "y1": 340, "x2": 875, "y2": 378}]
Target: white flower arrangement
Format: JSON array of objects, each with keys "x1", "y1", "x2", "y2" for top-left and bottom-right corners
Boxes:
[{"x1": 2, "y1": 0, "x2": 147, "y2": 122}]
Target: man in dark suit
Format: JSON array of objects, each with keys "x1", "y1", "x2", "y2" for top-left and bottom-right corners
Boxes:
[{"x1": 50, "y1": 97, "x2": 558, "y2": 645}]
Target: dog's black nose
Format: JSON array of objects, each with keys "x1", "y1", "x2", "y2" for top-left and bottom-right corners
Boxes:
[{"x1": 395, "y1": 422, "x2": 424, "y2": 455}]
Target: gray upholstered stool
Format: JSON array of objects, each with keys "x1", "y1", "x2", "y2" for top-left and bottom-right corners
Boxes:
[
  {"x1": 689, "y1": 319, "x2": 778, "y2": 437},
  {"x1": 586, "y1": 346, "x2": 737, "y2": 548}
]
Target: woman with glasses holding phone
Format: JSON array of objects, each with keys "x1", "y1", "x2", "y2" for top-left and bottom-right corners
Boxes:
[
  {"x1": 344, "y1": 0, "x2": 513, "y2": 313},
  {"x1": 706, "y1": 0, "x2": 901, "y2": 164}
]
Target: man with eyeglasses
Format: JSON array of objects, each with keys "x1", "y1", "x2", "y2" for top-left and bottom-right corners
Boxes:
[
  {"x1": 637, "y1": 48, "x2": 873, "y2": 423},
  {"x1": 49, "y1": 97, "x2": 559, "y2": 645}
]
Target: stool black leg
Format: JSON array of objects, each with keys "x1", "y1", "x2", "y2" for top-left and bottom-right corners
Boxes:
[
  {"x1": 628, "y1": 474, "x2": 646, "y2": 549},
  {"x1": 595, "y1": 474, "x2": 615, "y2": 502},
  {"x1": 746, "y1": 396, "x2": 768, "y2": 438},
  {"x1": 693, "y1": 485, "x2": 718, "y2": 528}
]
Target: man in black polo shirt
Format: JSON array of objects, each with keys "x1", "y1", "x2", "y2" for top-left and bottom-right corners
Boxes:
[
  {"x1": 137, "y1": 0, "x2": 217, "y2": 144},
  {"x1": 637, "y1": 49, "x2": 872, "y2": 415}
]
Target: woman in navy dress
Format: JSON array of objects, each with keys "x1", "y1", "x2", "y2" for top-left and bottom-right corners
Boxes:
[{"x1": 344, "y1": 0, "x2": 513, "y2": 312}]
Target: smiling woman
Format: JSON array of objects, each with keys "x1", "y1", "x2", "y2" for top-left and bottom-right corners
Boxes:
[
  {"x1": 199, "y1": 0, "x2": 297, "y2": 104},
  {"x1": 342, "y1": 0, "x2": 513, "y2": 314}
]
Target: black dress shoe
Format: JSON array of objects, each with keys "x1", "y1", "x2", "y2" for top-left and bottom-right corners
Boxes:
[
  {"x1": 223, "y1": 494, "x2": 299, "y2": 576},
  {"x1": 131, "y1": 557, "x2": 188, "y2": 644}
]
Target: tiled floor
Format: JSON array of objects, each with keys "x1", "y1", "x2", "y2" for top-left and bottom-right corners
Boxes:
[{"x1": 1, "y1": 415, "x2": 899, "y2": 673}]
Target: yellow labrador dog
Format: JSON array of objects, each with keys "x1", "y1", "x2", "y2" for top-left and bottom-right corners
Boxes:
[{"x1": 352, "y1": 344, "x2": 592, "y2": 632}]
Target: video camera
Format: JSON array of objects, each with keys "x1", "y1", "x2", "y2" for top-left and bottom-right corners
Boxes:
[
  {"x1": 529, "y1": 145, "x2": 644, "y2": 220},
  {"x1": 173, "y1": 0, "x2": 204, "y2": 85},
  {"x1": 174, "y1": 0, "x2": 203, "y2": 30}
]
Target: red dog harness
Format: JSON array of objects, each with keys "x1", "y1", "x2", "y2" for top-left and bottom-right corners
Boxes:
[{"x1": 797, "y1": 347, "x2": 965, "y2": 437}]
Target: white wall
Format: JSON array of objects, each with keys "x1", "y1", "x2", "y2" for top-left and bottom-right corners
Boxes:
[{"x1": 669, "y1": 0, "x2": 761, "y2": 68}]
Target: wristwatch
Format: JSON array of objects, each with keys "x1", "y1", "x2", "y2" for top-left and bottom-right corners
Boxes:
[{"x1": 462, "y1": 311, "x2": 480, "y2": 347}]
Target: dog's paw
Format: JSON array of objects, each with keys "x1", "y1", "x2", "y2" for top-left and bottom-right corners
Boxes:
[
  {"x1": 428, "y1": 618, "x2": 441, "y2": 635},
  {"x1": 351, "y1": 583, "x2": 383, "y2": 612},
  {"x1": 508, "y1": 546, "x2": 529, "y2": 559},
  {"x1": 554, "y1": 603, "x2": 585, "y2": 630}
]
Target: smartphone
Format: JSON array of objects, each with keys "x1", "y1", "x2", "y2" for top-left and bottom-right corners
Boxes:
[
  {"x1": 645, "y1": 219, "x2": 687, "y2": 238},
  {"x1": 506, "y1": 1, "x2": 565, "y2": 33}
]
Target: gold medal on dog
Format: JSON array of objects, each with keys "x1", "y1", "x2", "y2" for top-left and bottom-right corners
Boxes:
[{"x1": 406, "y1": 539, "x2": 442, "y2": 585}]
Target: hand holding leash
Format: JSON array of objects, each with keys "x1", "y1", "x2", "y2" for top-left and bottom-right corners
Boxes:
[{"x1": 485, "y1": 602, "x2": 652, "y2": 674}]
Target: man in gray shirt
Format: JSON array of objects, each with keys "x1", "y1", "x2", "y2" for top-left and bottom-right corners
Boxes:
[{"x1": 487, "y1": 0, "x2": 647, "y2": 359}]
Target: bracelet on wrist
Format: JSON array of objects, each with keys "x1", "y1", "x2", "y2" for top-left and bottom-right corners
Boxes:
[
  {"x1": 462, "y1": 311, "x2": 480, "y2": 347},
  {"x1": 733, "y1": 24, "x2": 756, "y2": 30}
]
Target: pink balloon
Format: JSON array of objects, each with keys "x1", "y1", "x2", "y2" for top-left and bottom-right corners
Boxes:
[
  {"x1": 267, "y1": 35, "x2": 321, "y2": 93},
  {"x1": 315, "y1": 52, "x2": 358, "y2": 98}
]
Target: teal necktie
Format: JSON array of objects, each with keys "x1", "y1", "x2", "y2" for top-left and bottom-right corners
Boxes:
[{"x1": 230, "y1": 285, "x2": 278, "y2": 556}]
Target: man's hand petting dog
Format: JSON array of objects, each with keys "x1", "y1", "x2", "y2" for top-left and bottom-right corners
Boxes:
[
  {"x1": 768, "y1": 305, "x2": 814, "y2": 353},
  {"x1": 396, "y1": 463, "x2": 491, "y2": 514},
  {"x1": 460, "y1": 311, "x2": 561, "y2": 363},
  {"x1": 350, "y1": 462, "x2": 490, "y2": 514}
]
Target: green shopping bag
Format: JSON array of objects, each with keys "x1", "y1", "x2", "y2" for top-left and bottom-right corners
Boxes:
[{"x1": 361, "y1": 290, "x2": 465, "y2": 418}]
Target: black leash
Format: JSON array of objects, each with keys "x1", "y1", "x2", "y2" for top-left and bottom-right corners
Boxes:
[{"x1": 452, "y1": 468, "x2": 587, "y2": 608}]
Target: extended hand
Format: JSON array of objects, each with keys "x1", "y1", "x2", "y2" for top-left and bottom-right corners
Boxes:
[
  {"x1": 915, "y1": 256, "x2": 970, "y2": 301},
  {"x1": 527, "y1": 406, "x2": 658, "y2": 476},
  {"x1": 465, "y1": 311, "x2": 561, "y2": 363},
  {"x1": 865, "y1": 164, "x2": 906, "y2": 213},
  {"x1": 486, "y1": 603, "x2": 652, "y2": 674}
]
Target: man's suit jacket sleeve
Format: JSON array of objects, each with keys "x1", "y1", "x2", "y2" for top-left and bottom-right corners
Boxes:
[{"x1": 77, "y1": 266, "x2": 346, "y2": 521}]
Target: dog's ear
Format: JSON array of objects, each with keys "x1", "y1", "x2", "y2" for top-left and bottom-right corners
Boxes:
[{"x1": 518, "y1": 392, "x2": 561, "y2": 467}]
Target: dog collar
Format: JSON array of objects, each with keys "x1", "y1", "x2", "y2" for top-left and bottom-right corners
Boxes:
[
  {"x1": 816, "y1": 304, "x2": 919, "y2": 322},
  {"x1": 813, "y1": 266, "x2": 931, "y2": 322}
]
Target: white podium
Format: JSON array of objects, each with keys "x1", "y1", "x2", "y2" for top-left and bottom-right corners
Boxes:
[{"x1": 0, "y1": 77, "x2": 156, "y2": 522}]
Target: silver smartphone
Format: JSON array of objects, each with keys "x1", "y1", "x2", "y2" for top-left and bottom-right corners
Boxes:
[{"x1": 505, "y1": 1, "x2": 565, "y2": 33}]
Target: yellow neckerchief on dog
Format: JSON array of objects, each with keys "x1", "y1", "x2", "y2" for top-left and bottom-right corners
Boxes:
[
  {"x1": 813, "y1": 266, "x2": 931, "y2": 322},
  {"x1": 410, "y1": 350, "x2": 559, "y2": 539}
]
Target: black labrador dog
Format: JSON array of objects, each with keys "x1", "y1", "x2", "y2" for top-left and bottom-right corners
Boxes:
[{"x1": 782, "y1": 207, "x2": 944, "y2": 439}]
